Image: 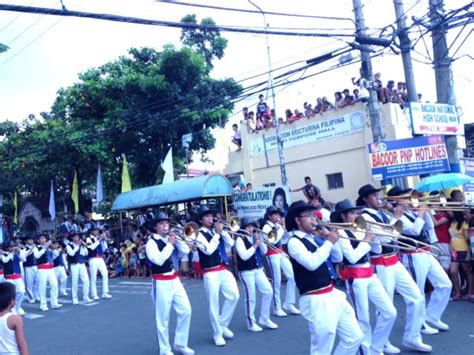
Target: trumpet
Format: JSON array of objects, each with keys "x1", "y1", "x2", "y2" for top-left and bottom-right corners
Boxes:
[{"x1": 169, "y1": 222, "x2": 207, "y2": 251}]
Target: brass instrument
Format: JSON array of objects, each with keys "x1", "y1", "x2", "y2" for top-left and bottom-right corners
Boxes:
[
  {"x1": 386, "y1": 189, "x2": 468, "y2": 211},
  {"x1": 169, "y1": 222, "x2": 207, "y2": 250}
]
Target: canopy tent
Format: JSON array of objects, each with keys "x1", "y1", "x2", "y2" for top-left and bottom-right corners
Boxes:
[{"x1": 111, "y1": 175, "x2": 233, "y2": 211}]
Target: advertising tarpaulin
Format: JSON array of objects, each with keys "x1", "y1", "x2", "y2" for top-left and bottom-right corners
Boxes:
[
  {"x1": 460, "y1": 158, "x2": 474, "y2": 204},
  {"x1": 233, "y1": 186, "x2": 291, "y2": 221},
  {"x1": 410, "y1": 102, "x2": 463, "y2": 135},
  {"x1": 368, "y1": 135, "x2": 450, "y2": 181}
]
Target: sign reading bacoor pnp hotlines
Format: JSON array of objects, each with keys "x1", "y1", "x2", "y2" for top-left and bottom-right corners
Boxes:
[
  {"x1": 410, "y1": 102, "x2": 463, "y2": 135},
  {"x1": 368, "y1": 135, "x2": 450, "y2": 181}
]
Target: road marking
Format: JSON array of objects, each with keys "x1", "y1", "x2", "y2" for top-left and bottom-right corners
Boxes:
[
  {"x1": 117, "y1": 281, "x2": 150, "y2": 286},
  {"x1": 111, "y1": 290, "x2": 147, "y2": 294},
  {"x1": 24, "y1": 313, "x2": 44, "y2": 320},
  {"x1": 82, "y1": 302, "x2": 100, "y2": 306}
]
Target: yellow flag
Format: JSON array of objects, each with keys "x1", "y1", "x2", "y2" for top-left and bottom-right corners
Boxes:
[
  {"x1": 121, "y1": 155, "x2": 132, "y2": 193},
  {"x1": 72, "y1": 170, "x2": 79, "y2": 213},
  {"x1": 13, "y1": 191, "x2": 18, "y2": 225}
]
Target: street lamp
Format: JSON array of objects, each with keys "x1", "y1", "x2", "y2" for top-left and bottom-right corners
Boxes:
[{"x1": 248, "y1": 0, "x2": 288, "y2": 185}]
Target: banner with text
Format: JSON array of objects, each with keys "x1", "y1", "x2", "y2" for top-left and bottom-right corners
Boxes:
[
  {"x1": 460, "y1": 158, "x2": 474, "y2": 204},
  {"x1": 233, "y1": 186, "x2": 291, "y2": 221},
  {"x1": 410, "y1": 102, "x2": 463, "y2": 135},
  {"x1": 368, "y1": 135, "x2": 450, "y2": 181},
  {"x1": 249, "y1": 111, "x2": 365, "y2": 156}
]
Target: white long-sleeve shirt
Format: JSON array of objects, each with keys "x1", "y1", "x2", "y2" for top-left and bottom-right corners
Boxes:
[
  {"x1": 145, "y1": 233, "x2": 190, "y2": 267},
  {"x1": 33, "y1": 245, "x2": 49, "y2": 259},
  {"x1": 287, "y1": 230, "x2": 335, "y2": 271},
  {"x1": 334, "y1": 230, "x2": 372, "y2": 266},
  {"x1": 66, "y1": 243, "x2": 89, "y2": 257},
  {"x1": 234, "y1": 234, "x2": 268, "y2": 261},
  {"x1": 196, "y1": 227, "x2": 234, "y2": 256},
  {"x1": 1, "y1": 251, "x2": 26, "y2": 263},
  {"x1": 86, "y1": 235, "x2": 100, "y2": 251}
]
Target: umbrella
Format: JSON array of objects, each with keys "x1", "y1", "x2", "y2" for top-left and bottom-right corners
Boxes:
[{"x1": 415, "y1": 173, "x2": 474, "y2": 192}]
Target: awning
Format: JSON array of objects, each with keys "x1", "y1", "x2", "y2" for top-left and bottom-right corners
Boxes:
[{"x1": 111, "y1": 174, "x2": 233, "y2": 211}]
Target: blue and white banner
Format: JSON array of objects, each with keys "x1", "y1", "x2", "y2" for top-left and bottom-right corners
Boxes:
[
  {"x1": 368, "y1": 135, "x2": 450, "y2": 181},
  {"x1": 460, "y1": 158, "x2": 474, "y2": 204},
  {"x1": 410, "y1": 102, "x2": 463, "y2": 135}
]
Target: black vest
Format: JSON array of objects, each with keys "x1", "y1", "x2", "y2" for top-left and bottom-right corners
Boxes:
[
  {"x1": 67, "y1": 245, "x2": 83, "y2": 264},
  {"x1": 24, "y1": 247, "x2": 37, "y2": 267},
  {"x1": 3, "y1": 254, "x2": 20, "y2": 276},
  {"x1": 87, "y1": 237, "x2": 98, "y2": 258},
  {"x1": 148, "y1": 237, "x2": 174, "y2": 275},
  {"x1": 289, "y1": 236, "x2": 332, "y2": 295},
  {"x1": 198, "y1": 230, "x2": 222, "y2": 270},
  {"x1": 53, "y1": 253, "x2": 62, "y2": 267},
  {"x1": 36, "y1": 247, "x2": 49, "y2": 265},
  {"x1": 362, "y1": 211, "x2": 397, "y2": 256},
  {"x1": 342, "y1": 230, "x2": 370, "y2": 265},
  {"x1": 236, "y1": 236, "x2": 258, "y2": 272},
  {"x1": 402, "y1": 212, "x2": 430, "y2": 248}
]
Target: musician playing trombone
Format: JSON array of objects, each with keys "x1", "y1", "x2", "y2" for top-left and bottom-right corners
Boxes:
[
  {"x1": 234, "y1": 218, "x2": 278, "y2": 332},
  {"x1": 356, "y1": 184, "x2": 430, "y2": 353},
  {"x1": 261, "y1": 206, "x2": 300, "y2": 317},
  {"x1": 387, "y1": 187, "x2": 452, "y2": 336},
  {"x1": 331, "y1": 199, "x2": 397, "y2": 355},
  {"x1": 145, "y1": 212, "x2": 194, "y2": 355}
]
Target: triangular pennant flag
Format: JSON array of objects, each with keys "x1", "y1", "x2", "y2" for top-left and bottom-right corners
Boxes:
[
  {"x1": 49, "y1": 180, "x2": 56, "y2": 221},
  {"x1": 121, "y1": 155, "x2": 132, "y2": 193},
  {"x1": 96, "y1": 165, "x2": 104, "y2": 204},
  {"x1": 161, "y1": 148, "x2": 175, "y2": 184},
  {"x1": 72, "y1": 170, "x2": 79, "y2": 213}
]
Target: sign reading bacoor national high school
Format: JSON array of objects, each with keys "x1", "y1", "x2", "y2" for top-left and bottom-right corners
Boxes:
[
  {"x1": 410, "y1": 102, "x2": 463, "y2": 135},
  {"x1": 249, "y1": 111, "x2": 365, "y2": 156},
  {"x1": 233, "y1": 186, "x2": 291, "y2": 221},
  {"x1": 368, "y1": 135, "x2": 450, "y2": 181}
]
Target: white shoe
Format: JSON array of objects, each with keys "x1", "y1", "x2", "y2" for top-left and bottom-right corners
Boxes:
[
  {"x1": 402, "y1": 339, "x2": 432, "y2": 352},
  {"x1": 426, "y1": 318, "x2": 449, "y2": 331},
  {"x1": 17, "y1": 308, "x2": 25, "y2": 316},
  {"x1": 222, "y1": 327, "x2": 234, "y2": 339},
  {"x1": 273, "y1": 309, "x2": 287, "y2": 317},
  {"x1": 247, "y1": 323, "x2": 263, "y2": 332},
  {"x1": 383, "y1": 342, "x2": 401, "y2": 354},
  {"x1": 84, "y1": 297, "x2": 93, "y2": 303},
  {"x1": 283, "y1": 304, "x2": 301, "y2": 315},
  {"x1": 101, "y1": 293, "x2": 112, "y2": 299},
  {"x1": 92, "y1": 295, "x2": 100, "y2": 301},
  {"x1": 259, "y1": 319, "x2": 278, "y2": 329},
  {"x1": 51, "y1": 304, "x2": 63, "y2": 310},
  {"x1": 421, "y1": 322, "x2": 439, "y2": 335},
  {"x1": 28, "y1": 299, "x2": 35, "y2": 304},
  {"x1": 40, "y1": 306, "x2": 49, "y2": 312},
  {"x1": 72, "y1": 300, "x2": 79, "y2": 305},
  {"x1": 173, "y1": 345, "x2": 195, "y2": 355},
  {"x1": 214, "y1": 336, "x2": 226, "y2": 346},
  {"x1": 60, "y1": 292, "x2": 68, "y2": 297}
]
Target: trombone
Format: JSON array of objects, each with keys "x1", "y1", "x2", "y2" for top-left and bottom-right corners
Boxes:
[
  {"x1": 169, "y1": 222, "x2": 207, "y2": 251},
  {"x1": 386, "y1": 189, "x2": 468, "y2": 211}
]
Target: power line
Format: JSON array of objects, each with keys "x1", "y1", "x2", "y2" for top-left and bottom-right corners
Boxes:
[{"x1": 0, "y1": 4, "x2": 355, "y2": 38}]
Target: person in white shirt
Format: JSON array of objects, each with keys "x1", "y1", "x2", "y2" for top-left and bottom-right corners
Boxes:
[
  {"x1": 21, "y1": 236, "x2": 39, "y2": 304},
  {"x1": 51, "y1": 240, "x2": 68, "y2": 297},
  {"x1": 331, "y1": 199, "x2": 397, "y2": 355},
  {"x1": 86, "y1": 227, "x2": 111, "y2": 300},
  {"x1": 234, "y1": 218, "x2": 277, "y2": 332},
  {"x1": 66, "y1": 233, "x2": 91, "y2": 305},
  {"x1": 195, "y1": 206, "x2": 239, "y2": 347},
  {"x1": 1, "y1": 241, "x2": 27, "y2": 316},
  {"x1": 145, "y1": 213, "x2": 194, "y2": 355},
  {"x1": 261, "y1": 206, "x2": 299, "y2": 317},
  {"x1": 286, "y1": 200, "x2": 363, "y2": 355}
]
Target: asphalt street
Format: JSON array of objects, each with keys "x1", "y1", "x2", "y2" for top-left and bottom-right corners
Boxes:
[{"x1": 23, "y1": 278, "x2": 474, "y2": 355}]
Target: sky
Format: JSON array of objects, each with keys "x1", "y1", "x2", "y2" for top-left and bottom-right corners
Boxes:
[{"x1": 0, "y1": 0, "x2": 472, "y2": 171}]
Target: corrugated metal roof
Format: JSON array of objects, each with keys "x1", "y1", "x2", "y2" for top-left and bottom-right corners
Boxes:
[{"x1": 111, "y1": 175, "x2": 232, "y2": 211}]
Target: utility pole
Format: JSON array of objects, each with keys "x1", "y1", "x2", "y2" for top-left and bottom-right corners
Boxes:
[
  {"x1": 352, "y1": 0, "x2": 384, "y2": 143},
  {"x1": 429, "y1": 0, "x2": 461, "y2": 172},
  {"x1": 393, "y1": 0, "x2": 418, "y2": 102},
  {"x1": 249, "y1": 0, "x2": 287, "y2": 185}
]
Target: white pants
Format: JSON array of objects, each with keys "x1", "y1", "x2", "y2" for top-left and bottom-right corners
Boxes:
[
  {"x1": 203, "y1": 269, "x2": 239, "y2": 340},
  {"x1": 70, "y1": 263, "x2": 90, "y2": 303},
  {"x1": 374, "y1": 261, "x2": 424, "y2": 343},
  {"x1": 432, "y1": 243, "x2": 451, "y2": 270},
  {"x1": 300, "y1": 288, "x2": 363, "y2": 355},
  {"x1": 401, "y1": 252, "x2": 452, "y2": 323},
  {"x1": 151, "y1": 278, "x2": 192, "y2": 355},
  {"x1": 24, "y1": 266, "x2": 39, "y2": 302},
  {"x1": 6, "y1": 278, "x2": 25, "y2": 314},
  {"x1": 0, "y1": 273, "x2": 4, "y2": 283},
  {"x1": 239, "y1": 268, "x2": 273, "y2": 327},
  {"x1": 54, "y1": 266, "x2": 68, "y2": 295},
  {"x1": 89, "y1": 257, "x2": 109, "y2": 297},
  {"x1": 345, "y1": 275, "x2": 397, "y2": 353},
  {"x1": 37, "y1": 268, "x2": 59, "y2": 308},
  {"x1": 267, "y1": 253, "x2": 296, "y2": 311}
]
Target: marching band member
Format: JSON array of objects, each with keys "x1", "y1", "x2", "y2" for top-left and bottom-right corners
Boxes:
[
  {"x1": 51, "y1": 240, "x2": 68, "y2": 297},
  {"x1": 0, "y1": 248, "x2": 4, "y2": 283},
  {"x1": 387, "y1": 187, "x2": 451, "y2": 333},
  {"x1": 22, "y1": 236, "x2": 39, "y2": 303},
  {"x1": 195, "y1": 206, "x2": 239, "y2": 347},
  {"x1": 262, "y1": 206, "x2": 299, "y2": 317},
  {"x1": 34, "y1": 233, "x2": 62, "y2": 311},
  {"x1": 145, "y1": 213, "x2": 194, "y2": 355},
  {"x1": 286, "y1": 200, "x2": 363, "y2": 355},
  {"x1": 234, "y1": 218, "x2": 277, "y2": 332},
  {"x1": 66, "y1": 233, "x2": 91, "y2": 305},
  {"x1": 332, "y1": 199, "x2": 397, "y2": 355},
  {"x1": 86, "y1": 227, "x2": 112, "y2": 300},
  {"x1": 1, "y1": 241, "x2": 26, "y2": 316},
  {"x1": 356, "y1": 184, "x2": 430, "y2": 353}
]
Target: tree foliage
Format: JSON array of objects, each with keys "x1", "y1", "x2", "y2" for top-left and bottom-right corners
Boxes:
[{"x1": 0, "y1": 17, "x2": 241, "y2": 211}]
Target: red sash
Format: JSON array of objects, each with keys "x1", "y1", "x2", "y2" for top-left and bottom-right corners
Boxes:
[
  {"x1": 304, "y1": 283, "x2": 334, "y2": 296},
  {"x1": 38, "y1": 263, "x2": 53, "y2": 270},
  {"x1": 371, "y1": 254, "x2": 398, "y2": 266},
  {"x1": 202, "y1": 264, "x2": 226, "y2": 274},
  {"x1": 340, "y1": 266, "x2": 374, "y2": 280},
  {"x1": 152, "y1": 271, "x2": 179, "y2": 281}
]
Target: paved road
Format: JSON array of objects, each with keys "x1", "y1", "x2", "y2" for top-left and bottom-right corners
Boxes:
[{"x1": 23, "y1": 278, "x2": 474, "y2": 355}]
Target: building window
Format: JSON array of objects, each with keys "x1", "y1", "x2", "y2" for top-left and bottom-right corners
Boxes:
[
  {"x1": 263, "y1": 183, "x2": 276, "y2": 187},
  {"x1": 327, "y1": 173, "x2": 344, "y2": 190}
]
